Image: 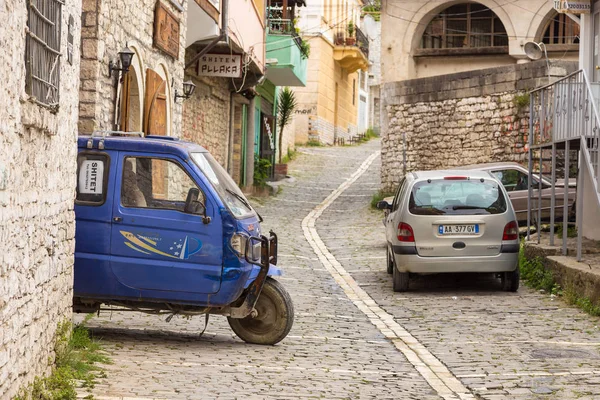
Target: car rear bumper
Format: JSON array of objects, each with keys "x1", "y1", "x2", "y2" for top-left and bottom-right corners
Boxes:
[{"x1": 394, "y1": 252, "x2": 518, "y2": 274}]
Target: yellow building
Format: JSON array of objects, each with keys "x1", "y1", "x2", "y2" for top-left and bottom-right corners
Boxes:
[{"x1": 293, "y1": 0, "x2": 369, "y2": 145}]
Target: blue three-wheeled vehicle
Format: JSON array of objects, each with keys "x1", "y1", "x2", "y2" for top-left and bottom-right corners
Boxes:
[{"x1": 73, "y1": 131, "x2": 294, "y2": 345}]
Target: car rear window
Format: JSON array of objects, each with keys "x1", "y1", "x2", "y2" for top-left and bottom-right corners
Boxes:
[{"x1": 409, "y1": 178, "x2": 507, "y2": 215}]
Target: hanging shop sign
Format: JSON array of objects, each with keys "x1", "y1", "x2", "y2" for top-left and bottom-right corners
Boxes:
[
  {"x1": 197, "y1": 54, "x2": 243, "y2": 78},
  {"x1": 154, "y1": 2, "x2": 180, "y2": 59},
  {"x1": 553, "y1": 0, "x2": 591, "y2": 14},
  {"x1": 263, "y1": 116, "x2": 275, "y2": 150}
]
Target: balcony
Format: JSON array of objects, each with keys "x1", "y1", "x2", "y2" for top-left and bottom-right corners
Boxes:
[
  {"x1": 333, "y1": 26, "x2": 369, "y2": 73},
  {"x1": 265, "y1": 8, "x2": 307, "y2": 87}
]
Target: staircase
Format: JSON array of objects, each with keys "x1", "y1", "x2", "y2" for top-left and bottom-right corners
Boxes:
[{"x1": 529, "y1": 69, "x2": 600, "y2": 260}]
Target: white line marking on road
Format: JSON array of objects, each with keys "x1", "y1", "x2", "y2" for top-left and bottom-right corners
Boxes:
[
  {"x1": 278, "y1": 254, "x2": 319, "y2": 260},
  {"x1": 301, "y1": 150, "x2": 474, "y2": 400}
]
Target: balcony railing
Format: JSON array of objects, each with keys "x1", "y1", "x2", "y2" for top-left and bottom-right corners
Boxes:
[
  {"x1": 528, "y1": 70, "x2": 600, "y2": 260},
  {"x1": 356, "y1": 26, "x2": 369, "y2": 58},
  {"x1": 333, "y1": 26, "x2": 369, "y2": 58}
]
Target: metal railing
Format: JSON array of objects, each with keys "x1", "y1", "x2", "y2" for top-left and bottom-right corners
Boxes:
[
  {"x1": 356, "y1": 26, "x2": 369, "y2": 58},
  {"x1": 268, "y1": 18, "x2": 294, "y2": 34},
  {"x1": 333, "y1": 27, "x2": 370, "y2": 58},
  {"x1": 528, "y1": 69, "x2": 600, "y2": 260}
]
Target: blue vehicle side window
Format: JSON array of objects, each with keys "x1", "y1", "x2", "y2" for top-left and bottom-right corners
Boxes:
[
  {"x1": 76, "y1": 152, "x2": 110, "y2": 206},
  {"x1": 121, "y1": 156, "x2": 205, "y2": 213}
]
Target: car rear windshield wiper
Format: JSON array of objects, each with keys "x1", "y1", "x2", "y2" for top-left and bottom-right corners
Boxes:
[{"x1": 452, "y1": 205, "x2": 485, "y2": 210}]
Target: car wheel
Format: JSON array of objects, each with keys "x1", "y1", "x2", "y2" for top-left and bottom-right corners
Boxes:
[
  {"x1": 228, "y1": 278, "x2": 294, "y2": 345},
  {"x1": 386, "y1": 246, "x2": 394, "y2": 275},
  {"x1": 501, "y1": 267, "x2": 520, "y2": 292},
  {"x1": 393, "y1": 262, "x2": 409, "y2": 292}
]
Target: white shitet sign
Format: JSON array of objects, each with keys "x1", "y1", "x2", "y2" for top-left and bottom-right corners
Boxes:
[
  {"x1": 553, "y1": 0, "x2": 591, "y2": 14},
  {"x1": 197, "y1": 54, "x2": 242, "y2": 78}
]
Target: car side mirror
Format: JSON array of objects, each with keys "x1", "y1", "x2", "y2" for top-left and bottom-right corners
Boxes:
[
  {"x1": 376, "y1": 200, "x2": 392, "y2": 210},
  {"x1": 184, "y1": 188, "x2": 210, "y2": 223}
]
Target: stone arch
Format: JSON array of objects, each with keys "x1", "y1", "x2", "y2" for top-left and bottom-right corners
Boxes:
[
  {"x1": 528, "y1": 6, "x2": 580, "y2": 42},
  {"x1": 405, "y1": 0, "x2": 516, "y2": 55},
  {"x1": 116, "y1": 44, "x2": 145, "y2": 133}
]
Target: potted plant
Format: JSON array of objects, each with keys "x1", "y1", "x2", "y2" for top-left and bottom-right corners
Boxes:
[
  {"x1": 346, "y1": 21, "x2": 356, "y2": 45},
  {"x1": 275, "y1": 87, "x2": 297, "y2": 178}
]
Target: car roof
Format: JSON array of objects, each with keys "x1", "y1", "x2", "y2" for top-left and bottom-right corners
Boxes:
[
  {"x1": 78, "y1": 133, "x2": 208, "y2": 157},
  {"x1": 453, "y1": 161, "x2": 523, "y2": 170},
  {"x1": 412, "y1": 169, "x2": 496, "y2": 180}
]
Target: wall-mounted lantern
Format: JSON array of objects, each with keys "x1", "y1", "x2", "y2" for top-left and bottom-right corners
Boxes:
[
  {"x1": 108, "y1": 46, "x2": 135, "y2": 78},
  {"x1": 174, "y1": 80, "x2": 196, "y2": 102}
]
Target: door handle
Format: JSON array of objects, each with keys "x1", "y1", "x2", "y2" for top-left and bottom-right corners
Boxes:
[{"x1": 113, "y1": 217, "x2": 123, "y2": 222}]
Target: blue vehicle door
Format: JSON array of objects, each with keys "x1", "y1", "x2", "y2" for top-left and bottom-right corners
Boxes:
[{"x1": 110, "y1": 153, "x2": 223, "y2": 294}]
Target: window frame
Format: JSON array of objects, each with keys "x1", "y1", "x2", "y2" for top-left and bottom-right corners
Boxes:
[
  {"x1": 75, "y1": 152, "x2": 111, "y2": 207},
  {"x1": 25, "y1": 0, "x2": 63, "y2": 110},
  {"x1": 417, "y1": 3, "x2": 509, "y2": 57},
  {"x1": 120, "y1": 156, "x2": 205, "y2": 214}
]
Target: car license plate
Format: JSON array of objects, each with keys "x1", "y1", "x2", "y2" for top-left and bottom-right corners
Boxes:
[{"x1": 438, "y1": 224, "x2": 479, "y2": 235}]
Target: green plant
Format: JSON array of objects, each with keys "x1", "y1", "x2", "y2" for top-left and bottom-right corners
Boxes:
[
  {"x1": 513, "y1": 93, "x2": 530, "y2": 110},
  {"x1": 281, "y1": 148, "x2": 297, "y2": 164},
  {"x1": 347, "y1": 21, "x2": 355, "y2": 37},
  {"x1": 299, "y1": 39, "x2": 310, "y2": 59},
  {"x1": 305, "y1": 139, "x2": 322, "y2": 147},
  {"x1": 277, "y1": 87, "x2": 297, "y2": 164},
  {"x1": 254, "y1": 157, "x2": 272, "y2": 187},
  {"x1": 557, "y1": 223, "x2": 578, "y2": 238},
  {"x1": 16, "y1": 317, "x2": 109, "y2": 400},
  {"x1": 371, "y1": 190, "x2": 395, "y2": 209}
]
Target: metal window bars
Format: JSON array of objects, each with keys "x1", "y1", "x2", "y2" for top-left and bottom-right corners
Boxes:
[
  {"x1": 26, "y1": 0, "x2": 63, "y2": 110},
  {"x1": 528, "y1": 70, "x2": 600, "y2": 261}
]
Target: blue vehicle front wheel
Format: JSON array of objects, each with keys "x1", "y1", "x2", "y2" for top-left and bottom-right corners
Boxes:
[{"x1": 228, "y1": 278, "x2": 294, "y2": 345}]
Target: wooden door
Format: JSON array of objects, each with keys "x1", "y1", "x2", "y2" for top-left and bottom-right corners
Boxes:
[
  {"x1": 144, "y1": 69, "x2": 167, "y2": 135},
  {"x1": 144, "y1": 69, "x2": 168, "y2": 198},
  {"x1": 119, "y1": 72, "x2": 132, "y2": 131}
]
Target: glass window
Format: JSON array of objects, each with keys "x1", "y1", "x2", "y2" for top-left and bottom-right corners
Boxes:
[
  {"x1": 492, "y1": 169, "x2": 534, "y2": 192},
  {"x1": 391, "y1": 178, "x2": 406, "y2": 212},
  {"x1": 421, "y1": 3, "x2": 508, "y2": 49},
  {"x1": 409, "y1": 178, "x2": 507, "y2": 215},
  {"x1": 121, "y1": 157, "x2": 204, "y2": 213},
  {"x1": 76, "y1": 153, "x2": 109, "y2": 205},
  {"x1": 191, "y1": 152, "x2": 255, "y2": 219}
]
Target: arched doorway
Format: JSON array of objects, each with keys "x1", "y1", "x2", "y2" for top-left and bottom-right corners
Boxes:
[{"x1": 119, "y1": 67, "x2": 142, "y2": 132}]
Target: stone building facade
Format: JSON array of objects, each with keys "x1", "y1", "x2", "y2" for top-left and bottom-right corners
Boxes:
[
  {"x1": 0, "y1": 0, "x2": 82, "y2": 397},
  {"x1": 293, "y1": 0, "x2": 369, "y2": 145},
  {"x1": 381, "y1": 0, "x2": 579, "y2": 83},
  {"x1": 381, "y1": 61, "x2": 578, "y2": 191},
  {"x1": 79, "y1": 0, "x2": 187, "y2": 136}
]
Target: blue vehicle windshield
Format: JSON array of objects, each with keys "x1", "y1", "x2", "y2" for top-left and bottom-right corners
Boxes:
[{"x1": 191, "y1": 152, "x2": 255, "y2": 219}]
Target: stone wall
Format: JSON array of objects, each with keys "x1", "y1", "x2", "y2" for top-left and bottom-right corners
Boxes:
[
  {"x1": 182, "y1": 74, "x2": 231, "y2": 166},
  {"x1": 79, "y1": 0, "x2": 187, "y2": 136},
  {"x1": 381, "y1": 60, "x2": 578, "y2": 191},
  {"x1": 0, "y1": 0, "x2": 82, "y2": 397}
]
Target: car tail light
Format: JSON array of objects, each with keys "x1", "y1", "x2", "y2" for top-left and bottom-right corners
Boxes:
[
  {"x1": 444, "y1": 176, "x2": 468, "y2": 180},
  {"x1": 502, "y1": 221, "x2": 519, "y2": 241},
  {"x1": 397, "y1": 222, "x2": 415, "y2": 242}
]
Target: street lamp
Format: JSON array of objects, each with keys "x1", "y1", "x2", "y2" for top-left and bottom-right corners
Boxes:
[
  {"x1": 174, "y1": 80, "x2": 196, "y2": 102},
  {"x1": 108, "y1": 46, "x2": 135, "y2": 78}
]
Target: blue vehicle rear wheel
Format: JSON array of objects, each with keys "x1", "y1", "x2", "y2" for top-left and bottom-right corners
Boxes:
[{"x1": 228, "y1": 278, "x2": 294, "y2": 345}]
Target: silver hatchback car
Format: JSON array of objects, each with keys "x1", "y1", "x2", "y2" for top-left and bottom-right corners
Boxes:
[{"x1": 377, "y1": 170, "x2": 519, "y2": 292}]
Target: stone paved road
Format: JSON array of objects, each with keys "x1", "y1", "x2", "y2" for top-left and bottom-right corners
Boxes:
[{"x1": 78, "y1": 140, "x2": 600, "y2": 399}]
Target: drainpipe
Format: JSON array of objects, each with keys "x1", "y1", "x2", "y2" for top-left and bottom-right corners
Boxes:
[{"x1": 184, "y1": 0, "x2": 229, "y2": 70}]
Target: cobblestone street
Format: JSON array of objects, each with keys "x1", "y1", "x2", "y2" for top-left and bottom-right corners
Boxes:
[{"x1": 79, "y1": 140, "x2": 600, "y2": 399}]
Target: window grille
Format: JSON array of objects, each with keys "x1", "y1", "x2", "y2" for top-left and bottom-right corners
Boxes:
[
  {"x1": 421, "y1": 4, "x2": 508, "y2": 49},
  {"x1": 26, "y1": 0, "x2": 63, "y2": 109},
  {"x1": 543, "y1": 13, "x2": 580, "y2": 45}
]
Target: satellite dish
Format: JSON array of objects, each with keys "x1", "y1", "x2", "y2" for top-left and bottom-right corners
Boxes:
[{"x1": 524, "y1": 41, "x2": 544, "y2": 61}]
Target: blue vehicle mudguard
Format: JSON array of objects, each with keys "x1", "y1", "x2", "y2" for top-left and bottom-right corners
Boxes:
[{"x1": 244, "y1": 264, "x2": 283, "y2": 289}]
